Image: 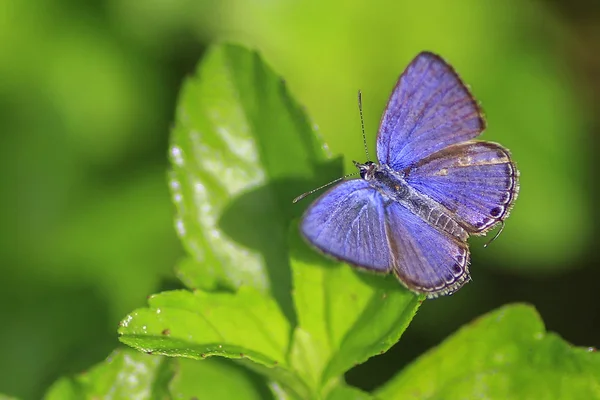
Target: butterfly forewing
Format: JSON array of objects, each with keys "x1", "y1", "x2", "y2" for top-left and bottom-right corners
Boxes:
[
  {"x1": 301, "y1": 180, "x2": 393, "y2": 272},
  {"x1": 377, "y1": 52, "x2": 485, "y2": 171}
]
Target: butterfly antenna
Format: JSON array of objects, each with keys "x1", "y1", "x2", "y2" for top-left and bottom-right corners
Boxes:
[
  {"x1": 293, "y1": 91, "x2": 368, "y2": 204},
  {"x1": 292, "y1": 172, "x2": 358, "y2": 203},
  {"x1": 483, "y1": 221, "x2": 505, "y2": 248},
  {"x1": 358, "y1": 90, "x2": 370, "y2": 161}
]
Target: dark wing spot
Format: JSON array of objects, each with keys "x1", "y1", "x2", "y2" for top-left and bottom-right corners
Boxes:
[
  {"x1": 453, "y1": 263, "x2": 463, "y2": 274},
  {"x1": 490, "y1": 207, "x2": 503, "y2": 218}
]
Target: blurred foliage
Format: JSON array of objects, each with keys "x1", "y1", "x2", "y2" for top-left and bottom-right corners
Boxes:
[{"x1": 3, "y1": 0, "x2": 600, "y2": 399}]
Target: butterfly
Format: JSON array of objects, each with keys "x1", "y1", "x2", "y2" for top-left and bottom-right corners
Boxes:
[{"x1": 298, "y1": 51, "x2": 519, "y2": 298}]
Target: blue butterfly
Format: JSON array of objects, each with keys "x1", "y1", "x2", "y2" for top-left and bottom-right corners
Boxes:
[{"x1": 299, "y1": 52, "x2": 519, "y2": 298}]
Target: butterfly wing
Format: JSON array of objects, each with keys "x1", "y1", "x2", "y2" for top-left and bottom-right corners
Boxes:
[
  {"x1": 301, "y1": 179, "x2": 393, "y2": 272},
  {"x1": 405, "y1": 141, "x2": 519, "y2": 234},
  {"x1": 301, "y1": 179, "x2": 471, "y2": 297},
  {"x1": 377, "y1": 52, "x2": 484, "y2": 171},
  {"x1": 384, "y1": 201, "x2": 471, "y2": 297}
]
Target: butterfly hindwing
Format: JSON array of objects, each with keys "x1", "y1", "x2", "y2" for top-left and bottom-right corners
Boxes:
[
  {"x1": 405, "y1": 141, "x2": 519, "y2": 234},
  {"x1": 301, "y1": 180, "x2": 393, "y2": 272},
  {"x1": 383, "y1": 201, "x2": 471, "y2": 297},
  {"x1": 377, "y1": 52, "x2": 485, "y2": 171}
]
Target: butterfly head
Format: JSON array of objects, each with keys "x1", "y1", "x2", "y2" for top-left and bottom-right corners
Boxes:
[{"x1": 353, "y1": 160, "x2": 377, "y2": 179}]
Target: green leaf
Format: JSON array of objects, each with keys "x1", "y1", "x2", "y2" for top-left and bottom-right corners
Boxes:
[
  {"x1": 325, "y1": 384, "x2": 374, "y2": 400},
  {"x1": 119, "y1": 288, "x2": 290, "y2": 366},
  {"x1": 289, "y1": 227, "x2": 423, "y2": 391},
  {"x1": 43, "y1": 348, "x2": 271, "y2": 399},
  {"x1": 168, "y1": 43, "x2": 336, "y2": 321},
  {"x1": 169, "y1": 358, "x2": 272, "y2": 400},
  {"x1": 118, "y1": 288, "x2": 311, "y2": 398},
  {"x1": 375, "y1": 304, "x2": 600, "y2": 399},
  {"x1": 44, "y1": 348, "x2": 173, "y2": 400}
]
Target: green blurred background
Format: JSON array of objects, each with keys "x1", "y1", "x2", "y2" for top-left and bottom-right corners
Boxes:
[{"x1": 4, "y1": 0, "x2": 600, "y2": 398}]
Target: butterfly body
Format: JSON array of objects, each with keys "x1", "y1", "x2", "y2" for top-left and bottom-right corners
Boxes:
[
  {"x1": 300, "y1": 52, "x2": 519, "y2": 298},
  {"x1": 356, "y1": 160, "x2": 469, "y2": 241}
]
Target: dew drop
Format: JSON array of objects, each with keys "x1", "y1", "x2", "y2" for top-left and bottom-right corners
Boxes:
[
  {"x1": 170, "y1": 146, "x2": 184, "y2": 166},
  {"x1": 170, "y1": 179, "x2": 180, "y2": 190},
  {"x1": 175, "y1": 218, "x2": 186, "y2": 236},
  {"x1": 121, "y1": 315, "x2": 133, "y2": 327},
  {"x1": 194, "y1": 181, "x2": 206, "y2": 194}
]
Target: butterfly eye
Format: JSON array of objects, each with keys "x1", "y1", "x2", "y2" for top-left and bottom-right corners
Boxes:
[{"x1": 359, "y1": 161, "x2": 376, "y2": 178}]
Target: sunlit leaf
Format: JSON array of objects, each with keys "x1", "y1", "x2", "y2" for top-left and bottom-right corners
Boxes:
[
  {"x1": 43, "y1": 348, "x2": 271, "y2": 400},
  {"x1": 118, "y1": 288, "x2": 312, "y2": 398},
  {"x1": 375, "y1": 304, "x2": 600, "y2": 399},
  {"x1": 168, "y1": 43, "x2": 334, "y2": 319},
  {"x1": 44, "y1": 348, "x2": 173, "y2": 400},
  {"x1": 119, "y1": 288, "x2": 290, "y2": 366}
]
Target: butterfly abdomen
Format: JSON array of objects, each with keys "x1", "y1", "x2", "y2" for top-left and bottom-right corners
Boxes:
[{"x1": 404, "y1": 195, "x2": 469, "y2": 241}]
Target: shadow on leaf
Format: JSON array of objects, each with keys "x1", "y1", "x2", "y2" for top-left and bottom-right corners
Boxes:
[{"x1": 218, "y1": 158, "x2": 343, "y2": 325}]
